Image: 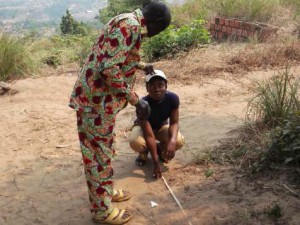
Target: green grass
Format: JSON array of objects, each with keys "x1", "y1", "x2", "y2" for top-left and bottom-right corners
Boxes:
[
  {"x1": 0, "y1": 30, "x2": 97, "y2": 82},
  {"x1": 0, "y1": 32, "x2": 36, "y2": 81},
  {"x1": 172, "y1": 0, "x2": 299, "y2": 25},
  {"x1": 247, "y1": 67, "x2": 300, "y2": 126},
  {"x1": 32, "y1": 34, "x2": 96, "y2": 68}
]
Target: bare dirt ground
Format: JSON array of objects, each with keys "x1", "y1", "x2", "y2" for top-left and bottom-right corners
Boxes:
[{"x1": 0, "y1": 44, "x2": 299, "y2": 225}]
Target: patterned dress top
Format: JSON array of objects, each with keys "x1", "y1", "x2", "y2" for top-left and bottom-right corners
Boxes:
[{"x1": 69, "y1": 9, "x2": 147, "y2": 114}]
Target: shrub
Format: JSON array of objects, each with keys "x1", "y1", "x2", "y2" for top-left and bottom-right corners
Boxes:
[
  {"x1": 205, "y1": 68, "x2": 299, "y2": 171},
  {"x1": 247, "y1": 67, "x2": 300, "y2": 127},
  {"x1": 33, "y1": 33, "x2": 97, "y2": 68},
  {"x1": 265, "y1": 111, "x2": 300, "y2": 168},
  {"x1": 142, "y1": 19, "x2": 210, "y2": 61},
  {"x1": 0, "y1": 32, "x2": 36, "y2": 81}
]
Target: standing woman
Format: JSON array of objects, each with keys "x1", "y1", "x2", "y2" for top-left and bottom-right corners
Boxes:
[{"x1": 68, "y1": 2, "x2": 171, "y2": 224}]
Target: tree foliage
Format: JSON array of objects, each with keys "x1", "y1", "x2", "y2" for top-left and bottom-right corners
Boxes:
[{"x1": 60, "y1": 9, "x2": 87, "y2": 35}]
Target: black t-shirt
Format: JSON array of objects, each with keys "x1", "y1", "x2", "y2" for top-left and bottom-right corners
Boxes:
[{"x1": 142, "y1": 91, "x2": 179, "y2": 130}]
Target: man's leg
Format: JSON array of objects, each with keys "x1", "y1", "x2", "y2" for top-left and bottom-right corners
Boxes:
[
  {"x1": 155, "y1": 125, "x2": 185, "y2": 161},
  {"x1": 128, "y1": 125, "x2": 148, "y2": 166}
]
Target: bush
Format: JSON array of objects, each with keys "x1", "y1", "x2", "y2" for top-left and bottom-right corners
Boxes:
[
  {"x1": 247, "y1": 67, "x2": 300, "y2": 127},
  {"x1": 142, "y1": 19, "x2": 210, "y2": 61},
  {"x1": 205, "y1": 68, "x2": 300, "y2": 172},
  {"x1": 33, "y1": 33, "x2": 97, "y2": 68},
  {"x1": 266, "y1": 111, "x2": 300, "y2": 168},
  {"x1": 0, "y1": 32, "x2": 36, "y2": 81}
]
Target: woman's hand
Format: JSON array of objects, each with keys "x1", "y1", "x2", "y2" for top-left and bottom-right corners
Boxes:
[{"x1": 144, "y1": 64, "x2": 154, "y2": 75}]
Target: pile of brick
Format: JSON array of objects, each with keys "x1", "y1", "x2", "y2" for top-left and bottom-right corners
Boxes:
[{"x1": 209, "y1": 16, "x2": 277, "y2": 42}]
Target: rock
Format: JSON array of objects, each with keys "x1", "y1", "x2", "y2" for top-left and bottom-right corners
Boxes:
[{"x1": 0, "y1": 81, "x2": 10, "y2": 95}]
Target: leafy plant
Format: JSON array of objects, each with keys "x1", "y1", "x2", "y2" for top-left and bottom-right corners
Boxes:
[
  {"x1": 265, "y1": 111, "x2": 300, "y2": 167},
  {"x1": 142, "y1": 19, "x2": 210, "y2": 61}
]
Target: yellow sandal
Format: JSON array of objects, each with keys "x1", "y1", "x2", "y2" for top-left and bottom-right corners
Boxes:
[
  {"x1": 112, "y1": 189, "x2": 131, "y2": 202},
  {"x1": 93, "y1": 207, "x2": 133, "y2": 225}
]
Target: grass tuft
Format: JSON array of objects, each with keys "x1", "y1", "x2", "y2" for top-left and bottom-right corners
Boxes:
[{"x1": 0, "y1": 32, "x2": 36, "y2": 81}]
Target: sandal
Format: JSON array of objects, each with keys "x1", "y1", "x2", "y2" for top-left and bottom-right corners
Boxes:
[
  {"x1": 93, "y1": 207, "x2": 133, "y2": 225},
  {"x1": 135, "y1": 152, "x2": 148, "y2": 167},
  {"x1": 112, "y1": 189, "x2": 131, "y2": 202}
]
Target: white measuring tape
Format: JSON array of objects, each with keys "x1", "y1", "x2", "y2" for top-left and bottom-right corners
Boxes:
[{"x1": 162, "y1": 176, "x2": 193, "y2": 225}]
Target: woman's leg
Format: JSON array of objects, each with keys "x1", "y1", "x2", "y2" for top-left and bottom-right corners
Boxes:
[{"x1": 76, "y1": 110, "x2": 116, "y2": 219}]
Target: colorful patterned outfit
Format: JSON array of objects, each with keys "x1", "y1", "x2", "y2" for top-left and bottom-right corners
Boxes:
[{"x1": 69, "y1": 9, "x2": 147, "y2": 219}]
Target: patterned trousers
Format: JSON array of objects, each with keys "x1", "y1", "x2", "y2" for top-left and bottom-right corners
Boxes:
[{"x1": 76, "y1": 109, "x2": 118, "y2": 219}]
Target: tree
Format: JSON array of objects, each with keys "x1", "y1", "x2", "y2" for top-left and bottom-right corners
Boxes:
[{"x1": 60, "y1": 9, "x2": 87, "y2": 35}]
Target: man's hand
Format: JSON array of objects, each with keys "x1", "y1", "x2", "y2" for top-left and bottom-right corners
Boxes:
[
  {"x1": 165, "y1": 141, "x2": 176, "y2": 161},
  {"x1": 153, "y1": 163, "x2": 162, "y2": 179},
  {"x1": 144, "y1": 64, "x2": 154, "y2": 75},
  {"x1": 135, "y1": 99, "x2": 151, "y2": 120}
]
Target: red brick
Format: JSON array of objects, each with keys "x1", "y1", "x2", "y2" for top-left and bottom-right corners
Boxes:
[
  {"x1": 242, "y1": 30, "x2": 248, "y2": 37},
  {"x1": 210, "y1": 30, "x2": 216, "y2": 37},
  {"x1": 233, "y1": 20, "x2": 238, "y2": 28},
  {"x1": 248, "y1": 31, "x2": 255, "y2": 37},
  {"x1": 217, "y1": 32, "x2": 224, "y2": 40},
  {"x1": 234, "y1": 20, "x2": 242, "y2": 29},
  {"x1": 231, "y1": 27, "x2": 237, "y2": 34},
  {"x1": 222, "y1": 26, "x2": 227, "y2": 32},
  {"x1": 225, "y1": 19, "x2": 229, "y2": 26},
  {"x1": 237, "y1": 29, "x2": 243, "y2": 36},
  {"x1": 210, "y1": 23, "x2": 215, "y2": 30},
  {"x1": 243, "y1": 22, "x2": 252, "y2": 31},
  {"x1": 220, "y1": 18, "x2": 225, "y2": 25},
  {"x1": 214, "y1": 24, "x2": 219, "y2": 31},
  {"x1": 229, "y1": 20, "x2": 235, "y2": 27},
  {"x1": 226, "y1": 26, "x2": 232, "y2": 34}
]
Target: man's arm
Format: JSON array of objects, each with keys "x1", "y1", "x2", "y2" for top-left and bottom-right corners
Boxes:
[{"x1": 139, "y1": 120, "x2": 161, "y2": 178}]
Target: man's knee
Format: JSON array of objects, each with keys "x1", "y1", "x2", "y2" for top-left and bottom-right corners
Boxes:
[
  {"x1": 129, "y1": 136, "x2": 147, "y2": 153},
  {"x1": 175, "y1": 134, "x2": 185, "y2": 150}
]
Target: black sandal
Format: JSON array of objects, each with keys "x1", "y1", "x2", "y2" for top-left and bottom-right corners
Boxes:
[{"x1": 135, "y1": 155, "x2": 147, "y2": 167}]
